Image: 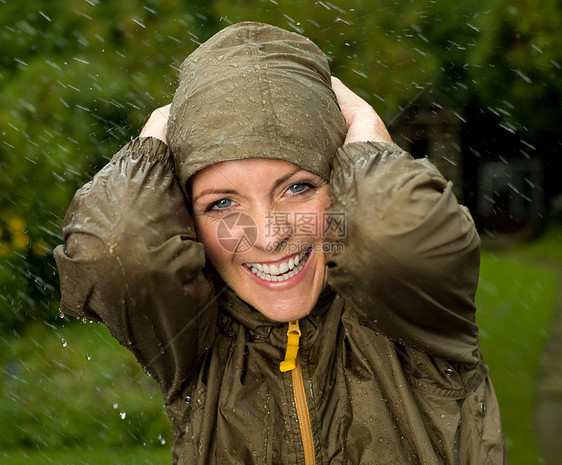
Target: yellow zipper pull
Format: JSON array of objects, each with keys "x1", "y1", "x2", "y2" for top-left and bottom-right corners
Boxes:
[{"x1": 280, "y1": 320, "x2": 301, "y2": 372}]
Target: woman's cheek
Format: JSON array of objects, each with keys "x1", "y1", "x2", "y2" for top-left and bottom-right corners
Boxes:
[
  {"x1": 194, "y1": 219, "x2": 216, "y2": 255},
  {"x1": 198, "y1": 225, "x2": 219, "y2": 258}
]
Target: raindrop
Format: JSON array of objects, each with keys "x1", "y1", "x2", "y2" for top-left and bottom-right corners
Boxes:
[
  {"x1": 513, "y1": 69, "x2": 532, "y2": 84},
  {"x1": 351, "y1": 69, "x2": 368, "y2": 79},
  {"x1": 60, "y1": 338, "x2": 67, "y2": 348},
  {"x1": 86, "y1": 353, "x2": 92, "y2": 361},
  {"x1": 157, "y1": 433, "x2": 166, "y2": 445},
  {"x1": 113, "y1": 402, "x2": 119, "y2": 409},
  {"x1": 120, "y1": 411, "x2": 126, "y2": 420},
  {"x1": 72, "y1": 57, "x2": 90, "y2": 65},
  {"x1": 132, "y1": 18, "x2": 146, "y2": 29},
  {"x1": 39, "y1": 11, "x2": 52, "y2": 22}
]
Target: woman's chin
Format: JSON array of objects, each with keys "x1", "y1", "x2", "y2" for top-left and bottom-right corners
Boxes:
[
  {"x1": 229, "y1": 247, "x2": 327, "y2": 323},
  {"x1": 250, "y1": 297, "x2": 315, "y2": 323}
]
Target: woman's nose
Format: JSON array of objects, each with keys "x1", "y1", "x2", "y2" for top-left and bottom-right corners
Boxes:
[{"x1": 254, "y1": 209, "x2": 293, "y2": 253}]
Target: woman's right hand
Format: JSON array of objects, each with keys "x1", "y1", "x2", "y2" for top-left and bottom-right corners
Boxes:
[
  {"x1": 140, "y1": 104, "x2": 171, "y2": 145},
  {"x1": 331, "y1": 77, "x2": 392, "y2": 145}
]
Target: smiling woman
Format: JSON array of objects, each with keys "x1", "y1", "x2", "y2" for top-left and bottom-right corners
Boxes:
[
  {"x1": 190, "y1": 158, "x2": 330, "y2": 322},
  {"x1": 54, "y1": 21, "x2": 507, "y2": 465}
]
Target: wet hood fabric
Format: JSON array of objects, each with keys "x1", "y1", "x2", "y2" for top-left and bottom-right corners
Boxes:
[{"x1": 167, "y1": 21, "x2": 346, "y2": 191}]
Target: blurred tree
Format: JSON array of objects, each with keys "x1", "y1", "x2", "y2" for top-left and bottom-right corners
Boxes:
[
  {"x1": 0, "y1": 0, "x2": 217, "y2": 332},
  {"x1": 209, "y1": 0, "x2": 560, "y2": 141}
]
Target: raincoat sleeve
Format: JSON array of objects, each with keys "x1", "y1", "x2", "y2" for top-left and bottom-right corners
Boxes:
[
  {"x1": 53, "y1": 137, "x2": 217, "y2": 403},
  {"x1": 326, "y1": 141, "x2": 480, "y2": 363}
]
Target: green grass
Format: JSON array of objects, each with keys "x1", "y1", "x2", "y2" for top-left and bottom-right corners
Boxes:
[
  {"x1": 476, "y1": 232, "x2": 561, "y2": 465},
  {"x1": 518, "y1": 226, "x2": 562, "y2": 265},
  {"x1": 1, "y1": 226, "x2": 561, "y2": 464},
  {"x1": 0, "y1": 320, "x2": 172, "y2": 453},
  {"x1": 0, "y1": 447, "x2": 170, "y2": 464}
]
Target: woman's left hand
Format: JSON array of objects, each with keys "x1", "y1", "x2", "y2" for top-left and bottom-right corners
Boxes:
[
  {"x1": 331, "y1": 77, "x2": 392, "y2": 145},
  {"x1": 140, "y1": 104, "x2": 171, "y2": 145}
]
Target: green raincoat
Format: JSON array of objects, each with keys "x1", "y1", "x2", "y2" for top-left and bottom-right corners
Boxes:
[{"x1": 54, "y1": 22, "x2": 507, "y2": 464}]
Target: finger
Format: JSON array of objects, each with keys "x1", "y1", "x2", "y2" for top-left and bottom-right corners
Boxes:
[
  {"x1": 140, "y1": 104, "x2": 171, "y2": 144},
  {"x1": 330, "y1": 76, "x2": 352, "y2": 105},
  {"x1": 158, "y1": 103, "x2": 171, "y2": 117}
]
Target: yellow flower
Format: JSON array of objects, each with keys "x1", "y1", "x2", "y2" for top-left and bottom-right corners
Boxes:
[
  {"x1": 8, "y1": 216, "x2": 26, "y2": 234},
  {"x1": 32, "y1": 240, "x2": 50, "y2": 257},
  {"x1": 0, "y1": 241, "x2": 10, "y2": 257},
  {"x1": 12, "y1": 232, "x2": 30, "y2": 249}
]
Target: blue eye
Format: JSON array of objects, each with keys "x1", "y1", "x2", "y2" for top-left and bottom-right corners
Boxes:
[
  {"x1": 208, "y1": 199, "x2": 232, "y2": 211},
  {"x1": 288, "y1": 183, "x2": 310, "y2": 194}
]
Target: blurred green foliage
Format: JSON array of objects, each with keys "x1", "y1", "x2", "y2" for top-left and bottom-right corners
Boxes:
[
  {"x1": 0, "y1": 320, "x2": 172, "y2": 452},
  {"x1": 1, "y1": 0, "x2": 560, "y2": 333}
]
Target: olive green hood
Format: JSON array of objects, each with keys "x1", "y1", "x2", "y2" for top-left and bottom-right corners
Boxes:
[{"x1": 167, "y1": 21, "x2": 346, "y2": 191}]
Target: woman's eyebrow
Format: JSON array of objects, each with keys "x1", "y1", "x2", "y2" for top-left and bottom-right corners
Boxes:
[
  {"x1": 193, "y1": 188, "x2": 240, "y2": 201},
  {"x1": 271, "y1": 167, "x2": 302, "y2": 190},
  {"x1": 193, "y1": 167, "x2": 304, "y2": 202}
]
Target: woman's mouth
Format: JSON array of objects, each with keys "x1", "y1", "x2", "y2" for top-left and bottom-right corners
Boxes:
[{"x1": 245, "y1": 249, "x2": 310, "y2": 282}]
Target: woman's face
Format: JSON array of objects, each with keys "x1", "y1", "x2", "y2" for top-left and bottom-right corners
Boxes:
[{"x1": 190, "y1": 158, "x2": 330, "y2": 322}]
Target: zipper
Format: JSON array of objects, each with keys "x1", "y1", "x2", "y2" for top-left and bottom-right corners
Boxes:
[{"x1": 280, "y1": 320, "x2": 316, "y2": 465}]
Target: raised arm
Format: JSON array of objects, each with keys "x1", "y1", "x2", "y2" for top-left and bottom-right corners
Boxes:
[
  {"x1": 54, "y1": 107, "x2": 217, "y2": 403},
  {"x1": 327, "y1": 78, "x2": 480, "y2": 363}
]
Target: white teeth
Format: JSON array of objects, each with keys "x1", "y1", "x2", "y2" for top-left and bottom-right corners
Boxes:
[{"x1": 246, "y1": 250, "x2": 309, "y2": 282}]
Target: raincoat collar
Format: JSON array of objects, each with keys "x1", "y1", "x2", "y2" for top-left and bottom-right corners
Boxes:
[{"x1": 213, "y1": 272, "x2": 336, "y2": 345}]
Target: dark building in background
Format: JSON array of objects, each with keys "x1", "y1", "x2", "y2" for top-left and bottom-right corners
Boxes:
[{"x1": 391, "y1": 105, "x2": 547, "y2": 239}]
